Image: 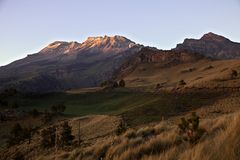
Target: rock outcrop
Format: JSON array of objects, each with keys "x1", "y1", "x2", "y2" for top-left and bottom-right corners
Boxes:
[{"x1": 175, "y1": 32, "x2": 240, "y2": 59}]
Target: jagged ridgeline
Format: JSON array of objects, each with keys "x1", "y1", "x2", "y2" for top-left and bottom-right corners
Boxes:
[{"x1": 1, "y1": 33, "x2": 240, "y2": 93}]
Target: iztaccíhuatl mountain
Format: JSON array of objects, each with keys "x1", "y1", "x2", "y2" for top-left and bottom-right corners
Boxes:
[
  {"x1": 1, "y1": 33, "x2": 240, "y2": 92},
  {"x1": 0, "y1": 36, "x2": 142, "y2": 92}
]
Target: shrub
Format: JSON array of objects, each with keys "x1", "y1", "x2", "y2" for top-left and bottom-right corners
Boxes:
[
  {"x1": 178, "y1": 80, "x2": 186, "y2": 86},
  {"x1": 2, "y1": 88, "x2": 17, "y2": 97},
  {"x1": 59, "y1": 121, "x2": 74, "y2": 147},
  {"x1": 13, "y1": 151, "x2": 24, "y2": 160},
  {"x1": 7, "y1": 123, "x2": 34, "y2": 146},
  {"x1": 124, "y1": 129, "x2": 137, "y2": 139},
  {"x1": 177, "y1": 112, "x2": 206, "y2": 144},
  {"x1": 29, "y1": 109, "x2": 40, "y2": 117},
  {"x1": 113, "y1": 81, "x2": 119, "y2": 88},
  {"x1": 116, "y1": 120, "x2": 127, "y2": 136},
  {"x1": 8, "y1": 101, "x2": 19, "y2": 109},
  {"x1": 94, "y1": 142, "x2": 111, "y2": 160},
  {"x1": 68, "y1": 148, "x2": 82, "y2": 160},
  {"x1": 231, "y1": 69, "x2": 238, "y2": 79},
  {"x1": 23, "y1": 126, "x2": 33, "y2": 144},
  {"x1": 100, "y1": 80, "x2": 110, "y2": 87},
  {"x1": 51, "y1": 104, "x2": 66, "y2": 114},
  {"x1": 137, "y1": 127, "x2": 156, "y2": 139},
  {"x1": 101, "y1": 80, "x2": 119, "y2": 89},
  {"x1": 41, "y1": 111, "x2": 52, "y2": 124},
  {"x1": 155, "y1": 83, "x2": 161, "y2": 89},
  {"x1": 7, "y1": 123, "x2": 23, "y2": 146},
  {"x1": 40, "y1": 126, "x2": 56, "y2": 148},
  {"x1": 119, "y1": 79, "x2": 126, "y2": 87},
  {"x1": 203, "y1": 65, "x2": 214, "y2": 71}
]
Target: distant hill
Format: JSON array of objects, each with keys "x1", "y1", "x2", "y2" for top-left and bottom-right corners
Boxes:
[{"x1": 175, "y1": 32, "x2": 240, "y2": 59}]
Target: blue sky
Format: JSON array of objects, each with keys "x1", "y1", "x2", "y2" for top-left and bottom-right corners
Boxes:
[{"x1": 0, "y1": 0, "x2": 240, "y2": 66}]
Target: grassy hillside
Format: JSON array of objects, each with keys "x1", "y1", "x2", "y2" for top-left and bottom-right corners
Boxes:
[
  {"x1": 66, "y1": 111, "x2": 240, "y2": 160},
  {"x1": 2, "y1": 106, "x2": 240, "y2": 160},
  {"x1": 124, "y1": 59, "x2": 240, "y2": 90}
]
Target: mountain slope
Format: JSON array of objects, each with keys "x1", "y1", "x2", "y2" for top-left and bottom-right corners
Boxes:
[
  {"x1": 175, "y1": 32, "x2": 240, "y2": 59},
  {"x1": 1, "y1": 32, "x2": 240, "y2": 92},
  {"x1": 0, "y1": 36, "x2": 142, "y2": 92}
]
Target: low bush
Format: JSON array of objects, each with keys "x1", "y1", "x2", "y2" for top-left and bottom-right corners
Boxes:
[{"x1": 177, "y1": 112, "x2": 206, "y2": 144}]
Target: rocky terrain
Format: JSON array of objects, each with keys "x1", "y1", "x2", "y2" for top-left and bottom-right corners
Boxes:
[
  {"x1": 175, "y1": 32, "x2": 240, "y2": 59},
  {"x1": 1, "y1": 32, "x2": 240, "y2": 93},
  {"x1": 0, "y1": 36, "x2": 142, "y2": 92}
]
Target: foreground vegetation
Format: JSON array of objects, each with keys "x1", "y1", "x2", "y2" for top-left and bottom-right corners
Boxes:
[
  {"x1": 6, "y1": 111, "x2": 235, "y2": 160},
  {"x1": 55, "y1": 112, "x2": 240, "y2": 160},
  {"x1": 1, "y1": 88, "x2": 240, "y2": 160}
]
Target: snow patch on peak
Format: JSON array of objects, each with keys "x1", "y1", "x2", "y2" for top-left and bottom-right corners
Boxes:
[{"x1": 47, "y1": 41, "x2": 66, "y2": 49}]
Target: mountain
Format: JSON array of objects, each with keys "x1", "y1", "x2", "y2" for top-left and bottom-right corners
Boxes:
[
  {"x1": 0, "y1": 36, "x2": 142, "y2": 92},
  {"x1": 39, "y1": 35, "x2": 137, "y2": 55},
  {"x1": 1, "y1": 32, "x2": 240, "y2": 93},
  {"x1": 175, "y1": 32, "x2": 240, "y2": 59}
]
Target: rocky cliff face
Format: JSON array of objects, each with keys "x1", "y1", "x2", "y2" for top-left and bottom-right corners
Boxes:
[
  {"x1": 0, "y1": 36, "x2": 142, "y2": 92},
  {"x1": 117, "y1": 47, "x2": 205, "y2": 79},
  {"x1": 175, "y1": 32, "x2": 240, "y2": 59},
  {"x1": 138, "y1": 47, "x2": 203, "y2": 64}
]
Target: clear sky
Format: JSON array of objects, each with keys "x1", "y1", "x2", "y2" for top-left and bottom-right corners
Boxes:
[{"x1": 0, "y1": 0, "x2": 240, "y2": 66}]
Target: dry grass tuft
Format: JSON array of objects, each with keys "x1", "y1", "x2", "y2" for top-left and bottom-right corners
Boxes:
[
  {"x1": 140, "y1": 112, "x2": 240, "y2": 160},
  {"x1": 74, "y1": 112, "x2": 240, "y2": 160},
  {"x1": 4, "y1": 110, "x2": 240, "y2": 160}
]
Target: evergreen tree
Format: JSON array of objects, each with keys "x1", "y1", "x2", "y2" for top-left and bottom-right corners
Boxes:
[
  {"x1": 40, "y1": 126, "x2": 56, "y2": 148},
  {"x1": 23, "y1": 126, "x2": 33, "y2": 144},
  {"x1": 41, "y1": 111, "x2": 52, "y2": 124},
  {"x1": 58, "y1": 104, "x2": 66, "y2": 113},
  {"x1": 119, "y1": 79, "x2": 126, "y2": 87},
  {"x1": 231, "y1": 69, "x2": 238, "y2": 79},
  {"x1": 51, "y1": 104, "x2": 66, "y2": 114},
  {"x1": 59, "y1": 121, "x2": 74, "y2": 147},
  {"x1": 7, "y1": 123, "x2": 23, "y2": 146},
  {"x1": 116, "y1": 120, "x2": 127, "y2": 135},
  {"x1": 29, "y1": 109, "x2": 40, "y2": 117},
  {"x1": 113, "y1": 81, "x2": 119, "y2": 88},
  {"x1": 50, "y1": 105, "x2": 58, "y2": 114}
]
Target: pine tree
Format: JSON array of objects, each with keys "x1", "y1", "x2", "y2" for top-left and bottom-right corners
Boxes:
[
  {"x1": 59, "y1": 121, "x2": 74, "y2": 147},
  {"x1": 40, "y1": 126, "x2": 56, "y2": 148},
  {"x1": 7, "y1": 123, "x2": 23, "y2": 146},
  {"x1": 231, "y1": 69, "x2": 238, "y2": 79},
  {"x1": 116, "y1": 120, "x2": 127, "y2": 135},
  {"x1": 119, "y1": 79, "x2": 126, "y2": 87}
]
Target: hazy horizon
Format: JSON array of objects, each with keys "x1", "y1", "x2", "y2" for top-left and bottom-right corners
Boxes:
[{"x1": 0, "y1": 0, "x2": 240, "y2": 66}]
